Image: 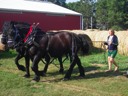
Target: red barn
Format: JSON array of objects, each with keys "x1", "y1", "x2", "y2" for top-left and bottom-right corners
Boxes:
[{"x1": 0, "y1": 0, "x2": 83, "y2": 32}]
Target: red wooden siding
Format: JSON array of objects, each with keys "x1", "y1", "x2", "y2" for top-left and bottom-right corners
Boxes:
[{"x1": 0, "y1": 12, "x2": 81, "y2": 32}]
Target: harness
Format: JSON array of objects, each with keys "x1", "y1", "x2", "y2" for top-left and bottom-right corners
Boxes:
[
  {"x1": 13, "y1": 24, "x2": 69, "y2": 67},
  {"x1": 12, "y1": 26, "x2": 23, "y2": 48},
  {"x1": 23, "y1": 25, "x2": 33, "y2": 42},
  {"x1": 24, "y1": 23, "x2": 40, "y2": 47}
]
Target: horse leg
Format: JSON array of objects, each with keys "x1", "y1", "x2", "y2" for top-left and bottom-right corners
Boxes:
[
  {"x1": 64, "y1": 56, "x2": 76, "y2": 80},
  {"x1": 24, "y1": 55, "x2": 30, "y2": 78},
  {"x1": 43, "y1": 54, "x2": 50, "y2": 74},
  {"x1": 31, "y1": 53, "x2": 42, "y2": 82},
  {"x1": 58, "y1": 57, "x2": 64, "y2": 73},
  {"x1": 15, "y1": 53, "x2": 26, "y2": 71},
  {"x1": 76, "y1": 55, "x2": 85, "y2": 77}
]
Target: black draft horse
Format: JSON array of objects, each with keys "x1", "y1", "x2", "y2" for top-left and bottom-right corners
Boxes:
[
  {"x1": 21, "y1": 25, "x2": 89, "y2": 81},
  {"x1": 1, "y1": 21, "x2": 69, "y2": 77},
  {"x1": 1, "y1": 21, "x2": 31, "y2": 76},
  {"x1": 2, "y1": 21, "x2": 89, "y2": 81},
  {"x1": 1, "y1": 21, "x2": 48, "y2": 77}
]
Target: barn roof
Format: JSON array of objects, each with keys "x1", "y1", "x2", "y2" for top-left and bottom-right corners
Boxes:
[{"x1": 0, "y1": 0, "x2": 82, "y2": 16}]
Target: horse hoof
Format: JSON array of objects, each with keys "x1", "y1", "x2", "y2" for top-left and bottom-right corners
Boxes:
[
  {"x1": 32, "y1": 76, "x2": 40, "y2": 82},
  {"x1": 59, "y1": 69, "x2": 64, "y2": 74},
  {"x1": 39, "y1": 71, "x2": 46, "y2": 77},
  {"x1": 18, "y1": 65, "x2": 26, "y2": 71},
  {"x1": 62, "y1": 78, "x2": 70, "y2": 81},
  {"x1": 23, "y1": 74, "x2": 30, "y2": 78},
  {"x1": 40, "y1": 73, "x2": 46, "y2": 77},
  {"x1": 78, "y1": 75, "x2": 85, "y2": 79},
  {"x1": 79, "y1": 74, "x2": 85, "y2": 77}
]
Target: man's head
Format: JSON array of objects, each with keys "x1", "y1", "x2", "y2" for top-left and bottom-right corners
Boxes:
[{"x1": 109, "y1": 29, "x2": 115, "y2": 36}]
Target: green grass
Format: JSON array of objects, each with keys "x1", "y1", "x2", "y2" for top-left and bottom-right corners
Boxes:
[{"x1": 0, "y1": 50, "x2": 128, "y2": 96}]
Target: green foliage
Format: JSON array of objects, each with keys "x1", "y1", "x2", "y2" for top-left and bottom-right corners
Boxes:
[
  {"x1": 66, "y1": 0, "x2": 128, "y2": 30},
  {"x1": 96, "y1": 0, "x2": 108, "y2": 29},
  {"x1": 48, "y1": 0, "x2": 66, "y2": 6},
  {"x1": 95, "y1": 0, "x2": 128, "y2": 30},
  {"x1": 111, "y1": 25, "x2": 123, "y2": 31}
]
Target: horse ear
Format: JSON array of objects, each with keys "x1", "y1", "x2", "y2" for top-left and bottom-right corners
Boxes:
[
  {"x1": 14, "y1": 24, "x2": 20, "y2": 29},
  {"x1": 10, "y1": 21, "x2": 15, "y2": 25},
  {"x1": 37, "y1": 22, "x2": 39, "y2": 25},
  {"x1": 14, "y1": 24, "x2": 17, "y2": 28}
]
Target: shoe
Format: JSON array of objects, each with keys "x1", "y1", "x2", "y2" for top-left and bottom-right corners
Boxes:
[
  {"x1": 114, "y1": 66, "x2": 119, "y2": 72},
  {"x1": 105, "y1": 70, "x2": 112, "y2": 72}
]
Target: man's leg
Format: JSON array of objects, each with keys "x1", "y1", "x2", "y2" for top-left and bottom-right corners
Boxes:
[
  {"x1": 108, "y1": 56, "x2": 112, "y2": 71},
  {"x1": 110, "y1": 57, "x2": 119, "y2": 71}
]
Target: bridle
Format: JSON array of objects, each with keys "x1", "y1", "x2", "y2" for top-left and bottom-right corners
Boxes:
[
  {"x1": 6, "y1": 23, "x2": 30, "y2": 48},
  {"x1": 23, "y1": 23, "x2": 41, "y2": 47}
]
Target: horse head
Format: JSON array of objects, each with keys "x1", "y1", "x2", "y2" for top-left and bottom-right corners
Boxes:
[
  {"x1": 1, "y1": 21, "x2": 30, "y2": 48},
  {"x1": 24, "y1": 23, "x2": 46, "y2": 47},
  {"x1": 1, "y1": 21, "x2": 14, "y2": 44}
]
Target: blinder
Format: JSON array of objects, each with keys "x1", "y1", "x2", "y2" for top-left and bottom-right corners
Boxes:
[
  {"x1": 1, "y1": 35, "x2": 7, "y2": 44},
  {"x1": 7, "y1": 25, "x2": 22, "y2": 48}
]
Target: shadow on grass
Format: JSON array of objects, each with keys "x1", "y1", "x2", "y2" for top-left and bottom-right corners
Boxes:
[
  {"x1": 42, "y1": 65, "x2": 124, "y2": 83},
  {"x1": 41, "y1": 66, "x2": 100, "y2": 82},
  {"x1": 44, "y1": 71, "x2": 123, "y2": 83},
  {"x1": 0, "y1": 50, "x2": 17, "y2": 59},
  {"x1": 119, "y1": 68, "x2": 128, "y2": 72},
  {"x1": 85, "y1": 71, "x2": 123, "y2": 79},
  {"x1": 47, "y1": 66, "x2": 100, "y2": 76}
]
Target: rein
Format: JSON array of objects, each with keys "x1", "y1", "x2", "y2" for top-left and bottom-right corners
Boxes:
[
  {"x1": 101, "y1": 42, "x2": 107, "y2": 64},
  {"x1": 14, "y1": 26, "x2": 22, "y2": 41},
  {"x1": 41, "y1": 56, "x2": 69, "y2": 69}
]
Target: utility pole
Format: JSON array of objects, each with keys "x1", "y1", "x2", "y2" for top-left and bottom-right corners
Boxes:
[
  {"x1": 91, "y1": 16, "x2": 93, "y2": 29},
  {"x1": 91, "y1": 0, "x2": 96, "y2": 29}
]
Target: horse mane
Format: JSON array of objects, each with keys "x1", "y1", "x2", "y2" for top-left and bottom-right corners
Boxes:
[
  {"x1": 46, "y1": 31, "x2": 73, "y2": 35},
  {"x1": 9, "y1": 21, "x2": 45, "y2": 35},
  {"x1": 46, "y1": 32, "x2": 61, "y2": 35},
  {"x1": 10, "y1": 21, "x2": 30, "y2": 29}
]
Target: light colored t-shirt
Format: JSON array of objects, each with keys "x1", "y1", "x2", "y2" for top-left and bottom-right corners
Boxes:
[{"x1": 108, "y1": 36, "x2": 113, "y2": 44}]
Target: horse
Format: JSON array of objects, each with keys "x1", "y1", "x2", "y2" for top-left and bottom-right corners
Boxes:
[
  {"x1": 19, "y1": 25, "x2": 89, "y2": 81},
  {"x1": 1, "y1": 21, "x2": 35, "y2": 77},
  {"x1": 1, "y1": 21, "x2": 68, "y2": 78}
]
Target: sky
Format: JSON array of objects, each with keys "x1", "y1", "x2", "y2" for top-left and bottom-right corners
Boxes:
[{"x1": 66, "y1": 0, "x2": 79, "y2": 3}]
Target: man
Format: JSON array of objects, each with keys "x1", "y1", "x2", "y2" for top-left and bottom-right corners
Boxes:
[{"x1": 104, "y1": 29, "x2": 119, "y2": 72}]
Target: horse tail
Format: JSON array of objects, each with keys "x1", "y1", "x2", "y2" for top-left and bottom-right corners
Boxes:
[
  {"x1": 81, "y1": 40, "x2": 90, "y2": 55},
  {"x1": 78, "y1": 34, "x2": 90, "y2": 55},
  {"x1": 70, "y1": 33, "x2": 90, "y2": 56}
]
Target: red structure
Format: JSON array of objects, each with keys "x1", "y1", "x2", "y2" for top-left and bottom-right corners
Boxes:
[{"x1": 0, "y1": 0, "x2": 83, "y2": 32}]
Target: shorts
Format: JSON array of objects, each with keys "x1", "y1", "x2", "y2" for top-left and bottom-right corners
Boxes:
[{"x1": 108, "y1": 50, "x2": 117, "y2": 58}]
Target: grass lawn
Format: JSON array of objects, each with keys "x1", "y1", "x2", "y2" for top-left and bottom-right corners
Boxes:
[{"x1": 0, "y1": 50, "x2": 128, "y2": 96}]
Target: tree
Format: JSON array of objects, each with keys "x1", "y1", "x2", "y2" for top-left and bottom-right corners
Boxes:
[
  {"x1": 67, "y1": 1, "x2": 93, "y2": 29},
  {"x1": 95, "y1": 0, "x2": 108, "y2": 30},
  {"x1": 107, "y1": 0, "x2": 125, "y2": 30},
  {"x1": 96, "y1": 0, "x2": 128, "y2": 30},
  {"x1": 32, "y1": 0, "x2": 66, "y2": 6},
  {"x1": 48, "y1": 0, "x2": 66, "y2": 6}
]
